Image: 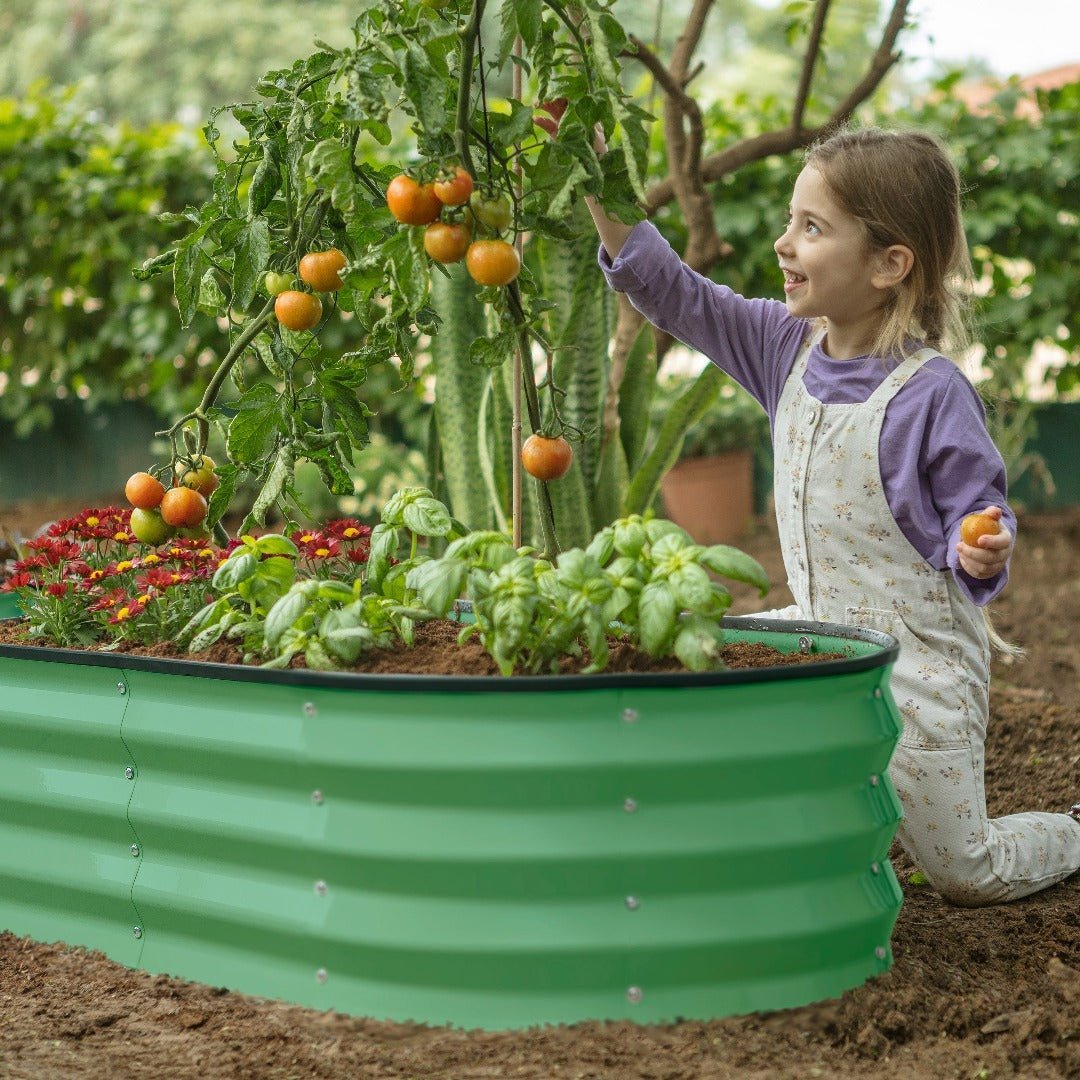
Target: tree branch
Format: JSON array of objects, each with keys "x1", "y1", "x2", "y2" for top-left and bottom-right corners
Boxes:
[{"x1": 792, "y1": 0, "x2": 832, "y2": 131}]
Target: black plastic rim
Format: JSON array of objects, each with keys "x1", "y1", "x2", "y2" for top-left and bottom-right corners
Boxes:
[{"x1": 0, "y1": 616, "x2": 898, "y2": 693}]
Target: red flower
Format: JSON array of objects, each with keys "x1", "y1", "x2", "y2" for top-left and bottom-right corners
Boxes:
[
  {"x1": 45, "y1": 582, "x2": 70, "y2": 597},
  {"x1": 1, "y1": 572, "x2": 35, "y2": 592}
]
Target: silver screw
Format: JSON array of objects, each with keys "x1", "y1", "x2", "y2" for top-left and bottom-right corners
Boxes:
[
  {"x1": 311, "y1": 789, "x2": 324, "y2": 805},
  {"x1": 869, "y1": 774, "x2": 879, "y2": 787},
  {"x1": 117, "y1": 682, "x2": 127, "y2": 695},
  {"x1": 625, "y1": 895, "x2": 640, "y2": 911},
  {"x1": 133, "y1": 926, "x2": 143, "y2": 939},
  {"x1": 875, "y1": 946, "x2": 887, "y2": 960},
  {"x1": 623, "y1": 797, "x2": 638, "y2": 814},
  {"x1": 315, "y1": 968, "x2": 328, "y2": 984},
  {"x1": 626, "y1": 985, "x2": 643, "y2": 1004},
  {"x1": 124, "y1": 767, "x2": 135, "y2": 780},
  {"x1": 303, "y1": 701, "x2": 317, "y2": 717},
  {"x1": 621, "y1": 707, "x2": 638, "y2": 723},
  {"x1": 870, "y1": 862, "x2": 880, "y2": 875},
  {"x1": 130, "y1": 844, "x2": 140, "y2": 858},
  {"x1": 873, "y1": 687, "x2": 883, "y2": 698},
  {"x1": 314, "y1": 880, "x2": 327, "y2": 896},
  {"x1": 798, "y1": 635, "x2": 813, "y2": 653}
]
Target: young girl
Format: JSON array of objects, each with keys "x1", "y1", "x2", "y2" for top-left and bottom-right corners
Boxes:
[{"x1": 587, "y1": 126, "x2": 1080, "y2": 906}]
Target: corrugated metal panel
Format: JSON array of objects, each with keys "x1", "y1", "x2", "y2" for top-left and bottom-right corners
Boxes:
[
  {"x1": 0, "y1": 625, "x2": 903, "y2": 1029},
  {"x1": 0, "y1": 657, "x2": 143, "y2": 967}
]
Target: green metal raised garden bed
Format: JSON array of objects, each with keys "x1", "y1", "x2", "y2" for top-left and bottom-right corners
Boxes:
[{"x1": 0, "y1": 616, "x2": 903, "y2": 1030}]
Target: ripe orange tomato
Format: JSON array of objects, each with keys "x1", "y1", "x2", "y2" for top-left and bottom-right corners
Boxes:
[
  {"x1": 175, "y1": 454, "x2": 220, "y2": 497},
  {"x1": 433, "y1": 166, "x2": 474, "y2": 207},
  {"x1": 125, "y1": 471, "x2": 165, "y2": 510},
  {"x1": 129, "y1": 508, "x2": 175, "y2": 545},
  {"x1": 275, "y1": 290, "x2": 323, "y2": 331},
  {"x1": 386, "y1": 174, "x2": 442, "y2": 225},
  {"x1": 521, "y1": 433, "x2": 574, "y2": 481},
  {"x1": 160, "y1": 486, "x2": 209, "y2": 529},
  {"x1": 466, "y1": 239, "x2": 521, "y2": 286},
  {"x1": 299, "y1": 248, "x2": 347, "y2": 292},
  {"x1": 960, "y1": 513, "x2": 1001, "y2": 546},
  {"x1": 424, "y1": 221, "x2": 472, "y2": 264}
]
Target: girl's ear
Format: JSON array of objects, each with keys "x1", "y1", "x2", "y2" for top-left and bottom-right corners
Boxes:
[{"x1": 872, "y1": 244, "x2": 914, "y2": 290}]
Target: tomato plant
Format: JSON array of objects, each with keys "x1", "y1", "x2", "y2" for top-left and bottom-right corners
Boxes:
[
  {"x1": 274, "y1": 290, "x2": 323, "y2": 331},
  {"x1": 424, "y1": 222, "x2": 471, "y2": 264},
  {"x1": 466, "y1": 240, "x2": 521, "y2": 286},
  {"x1": 125, "y1": 471, "x2": 166, "y2": 510},
  {"x1": 386, "y1": 175, "x2": 443, "y2": 226},
  {"x1": 433, "y1": 166, "x2": 474, "y2": 207},
  {"x1": 521, "y1": 434, "x2": 574, "y2": 481},
  {"x1": 299, "y1": 249, "x2": 347, "y2": 292}
]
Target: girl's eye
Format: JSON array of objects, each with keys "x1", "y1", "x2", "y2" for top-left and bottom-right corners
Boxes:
[{"x1": 804, "y1": 221, "x2": 820, "y2": 236}]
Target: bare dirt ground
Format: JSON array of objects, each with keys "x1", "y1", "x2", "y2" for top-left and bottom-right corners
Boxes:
[{"x1": 0, "y1": 496, "x2": 1077, "y2": 1080}]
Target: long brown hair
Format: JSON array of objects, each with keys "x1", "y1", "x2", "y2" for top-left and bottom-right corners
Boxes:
[{"x1": 805, "y1": 126, "x2": 975, "y2": 360}]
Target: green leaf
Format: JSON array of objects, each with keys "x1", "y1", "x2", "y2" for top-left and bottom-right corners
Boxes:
[
  {"x1": 638, "y1": 580, "x2": 676, "y2": 655},
  {"x1": 306, "y1": 139, "x2": 360, "y2": 218},
  {"x1": 227, "y1": 384, "x2": 284, "y2": 463},
  {"x1": 469, "y1": 327, "x2": 516, "y2": 368},
  {"x1": 264, "y1": 589, "x2": 309, "y2": 651},
  {"x1": 402, "y1": 496, "x2": 453, "y2": 538},
  {"x1": 402, "y1": 42, "x2": 447, "y2": 134},
  {"x1": 233, "y1": 215, "x2": 271, "y2": 310},
  {"x1": 174, "y1": 234, "x2": 211, "y2": 328},
  {"x1": 406, "y1": 558, "x2": 467, "y2": 617},
  {"x1": 247, "y1": 147, "x2": 281, "y2": 218},
  {"x1": 699, "y1": 545, "x2": 770, "y2": 596},
  {"x1": 213, "y1": 551, "x2": 258, "y2": 590},
  {"x1": 249, "y1": 447, "x2": 294, "y2": 526},
  {"x1": 254, "y1": 534, "x2": 299, "y2": 557}
]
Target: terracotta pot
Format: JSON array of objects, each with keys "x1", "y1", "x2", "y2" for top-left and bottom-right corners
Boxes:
[{"x1": 660, "y1": 448, "x2": 754, "y2": 545}]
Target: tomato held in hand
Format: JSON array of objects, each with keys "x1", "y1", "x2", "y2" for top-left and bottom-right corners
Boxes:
[
  {"x1": 386, "y1": 174, "x2": 442, "y2": 225},
  {"x1": 521, "y1": 433, "x2": 574, "y2": 481},
  {"x1": 433, "y1": 166, "x2": 474, "y2": 207},
  {"x1": 125, "y1": 471, "x2": 165, "y2": 510},
  {"x1": 466, "y1": 239, "x2": 521, "y2": 286},
  {"x1": 960, "y1": 513, "x2": 1001, "y2": 546},
  {"x1": 275, "y1": 290, "x2": 323, "y2": 331},
  {"x1": 299, "y1": 248, "x2": 347, "y2": 292},
  {"x1": 160, "y1": 486, "x2": 209, "y2": 529},
  {"x1": 175, "y1": 454, "x2": 220, "y2": 497},
  {"x1": 129, "y1": 507, "x2": 175, "y2": 546},
  {"x1": 424, "y1": 221, "x2": 471, "y2": 264},
  {"x1": 467, "y1": 190, "x2": 513, "y2": 233}
]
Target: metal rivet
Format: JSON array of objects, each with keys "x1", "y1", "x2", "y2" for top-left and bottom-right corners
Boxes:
[
  {"x1": 315, "y1": 968, "x2": 328, "y2": 984},
  {"x1": 623, "y1": 797, "x2": 638, "y2": 814},
  {"x1": 133, "y1": 926, "x2": 143, "y2": 939},
  {"x1": 869, "y1": 774, "x2": 879, "y2": 787},
  {"x1": 130, "y1": 844, "x2": 140, "y2": 858},
  {"x1": 625, "y1": 895, "x2": 640, "y2": 911},
  {"x1": 870, "y1": 862, "x2": 880, "y2": 875},
  {"x1": 875, "y1": 946, "x2": 887, "y2": 960},
  {"x1": 798, "y1": 635, "x2": 813, "y2": 654},
  {"x1": 311, "y1": 789, "x2": 324, "y2": 805},
  {"x1": 303, "y1": 702, "x2": 317, "y2": 717},
  {"x1": 621, "y1": 707, "x2": 638, "y2": 724},
  {"x1": 873, "y1": 687, "x2": 883, "y2": 698},
  {"x1": 314, "y1": 880, "x2": 327, "y2": 896},
  {"x1": 626, "y1": 985, "x2": 643, "y2": 1003},
  {"x1": 117, "y1": 682, "x2": 127, "y2": 695},
  {"x1": 124, "y1": 767, "x2": 134, "y2": 780}
]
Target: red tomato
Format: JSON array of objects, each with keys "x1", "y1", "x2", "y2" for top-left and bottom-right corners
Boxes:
[
  {"x1": 424, "y1": 221, "x2": 472, "y2": 264},
  {"x1": 274, "y1": 290, "x2": 323, "y2": 331},
  {"x1": 521, "y1": 434, "x2": 574, "y2": 481},
  {"x1": 160, "y1": 486, "x2": 209, "y2": 528},
  {"x1": 125, "y1": 471, "x2": 165, "y2": 510},
  {"x1": 433, "y1": 166, "x2": 474, "y2": 207},
  {"x1": 298, "y1": 248, "x2": 347, "y2": 292},
  {"x1": 465, "y1": 239, "x2": 520, "y2": 286},
  {"x1": 386, "y1": 174, "x2": 442, "y2": 225}
]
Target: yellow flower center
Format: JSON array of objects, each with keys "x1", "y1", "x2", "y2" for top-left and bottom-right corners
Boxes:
[
  {"x1": 116, "y1": 606, "x2": 131, "y2": 620},
  {"x1": 85, "y1": 516, "x2": 100, "y2": 527},
  {"x1": 315, "y1": 548, "x2": 330, "y2": 557},
  {"x1": 343, "y1": 527, "x2": 359, "y2": 538},
  {"x1": 300, "y1": 534, "x2": 314, "y2": 543},
  {"x1": 143, "y1": 554, "x2": 161, "y2": 565},
  {"x1": 116, "y1": 561, "x2": 133, "y2": 573},
  {"x1": 114, "y1": 532, "x2": 130, "y2": 542}
]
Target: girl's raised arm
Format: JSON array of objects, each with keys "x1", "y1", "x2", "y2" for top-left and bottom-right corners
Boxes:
[{"x1": 584, "y1": 194, "x2": 634, "y2": 261}]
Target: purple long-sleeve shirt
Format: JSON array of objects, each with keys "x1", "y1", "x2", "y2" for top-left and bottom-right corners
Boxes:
[{"x1": 600, "y1": 221, "x2": 1013, "y2": 605}]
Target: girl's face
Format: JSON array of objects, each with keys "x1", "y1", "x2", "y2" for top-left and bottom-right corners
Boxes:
[{"x1": 773, "y1": 166, "x2": 888, "y2": 356}]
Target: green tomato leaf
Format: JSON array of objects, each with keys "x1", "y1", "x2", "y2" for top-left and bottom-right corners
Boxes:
[{"x1": 233, "y1": 215, "x2": 271, "y2": 310}]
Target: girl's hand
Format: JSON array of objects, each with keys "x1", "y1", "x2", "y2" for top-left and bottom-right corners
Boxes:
[{"x1": 956, "y1": 505, "x2": 1013, "y2": 579}]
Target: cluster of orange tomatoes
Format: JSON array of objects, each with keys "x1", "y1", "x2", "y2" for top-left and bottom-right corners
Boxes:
[
  {"x1": 264, "y1": 248, "x2": 348, "y2": 331},
  {"x1": 123, "y1": 457, "x2": 219, "y2": 544},
  {"x1": 385, "y1": 167, "x2": 521, "y2": 287}
]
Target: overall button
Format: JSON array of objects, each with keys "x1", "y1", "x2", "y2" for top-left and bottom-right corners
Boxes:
[{"x1": 807, "y1": 407, "x2": 820, "y2": 424}]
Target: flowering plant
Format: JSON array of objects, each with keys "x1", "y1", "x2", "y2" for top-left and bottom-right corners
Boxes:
[{"x1": 1, "y1": 507, "x2": 371, "y2": 650}]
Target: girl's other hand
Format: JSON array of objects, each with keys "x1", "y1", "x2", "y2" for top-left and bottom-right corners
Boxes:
[{"x1": 956, "y1": 505, "x2": 1013, "y2": 579}]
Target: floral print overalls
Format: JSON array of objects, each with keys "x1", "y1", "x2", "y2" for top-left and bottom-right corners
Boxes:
[{"x1": 760, "y1": 331, "x2": 1080, "y2": 905}]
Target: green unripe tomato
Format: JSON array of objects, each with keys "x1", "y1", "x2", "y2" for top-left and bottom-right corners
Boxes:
[
  {"x1": 129, "y1": 508, "x2": 176, "y2": 546},
  {"x1": 420, "y1": 0, "x2": 452, "y2": 8},
  {"x1": 264, "y1": 271, "x2": 294, "y2": 296},
  {"x1": 467, "y1": 190, "x2": 513, "y2": 233}
]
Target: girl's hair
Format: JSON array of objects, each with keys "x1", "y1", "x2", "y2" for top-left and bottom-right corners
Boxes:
[{"x1": 805, "y1": 126, "x2": 974, "y2": 360}]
